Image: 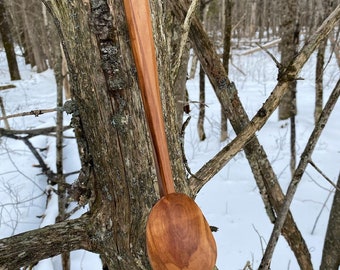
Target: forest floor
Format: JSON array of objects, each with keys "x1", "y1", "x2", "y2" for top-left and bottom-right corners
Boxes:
[{"x1": 0, "y1": 43, "x2": 339, "y2": 269}]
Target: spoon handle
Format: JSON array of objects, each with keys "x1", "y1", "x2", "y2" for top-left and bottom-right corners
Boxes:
[{"x1": 123, "y1": 0, "x2": 175, "y2": 197}]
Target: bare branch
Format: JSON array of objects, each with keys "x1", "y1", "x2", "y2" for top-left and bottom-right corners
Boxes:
[
  {"x1": 255, "y1": 42, "x2": 281, "y2": 68},
  {"x1": 0, "y1": 215, "x2": 91, "y2": 269},
  {"x1": 309, "y1": 160, "x2": 340, "y2": 191},
  {"x1": 0, "y1": 126, "x2": 71, "y2": 138},
  {"x1": 259, "y1": 78, "x2": 340, "y2": 270},
  {"x1": 0, "y1": 108, "x2": 57, "y2": 120},
  {"x1": 169, "y1": 1, "x2": 340, "y2": 268},
  {"x1": 171, "y1": 0, "x2": 199, "y2": 82},
  {"x1": 187, "y1": 3, "x2": 340, "y2": 190},
  {"x1": 0, "y1": 126, "x2": 71, "y2": 183}
]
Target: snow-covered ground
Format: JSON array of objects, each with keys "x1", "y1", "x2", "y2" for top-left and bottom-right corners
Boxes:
[{"x1": 0, "y1": 44, "x2": 339, "y2": 269}]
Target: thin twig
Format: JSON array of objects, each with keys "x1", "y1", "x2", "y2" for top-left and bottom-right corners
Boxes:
[
  {"x1": 0, "y1": 126, "x2": 71, "y2": 138},
  {"x1": 180, "y1": 116, "x2": 204, "y2": 182},
  {"x1": 171, "y1": 0, "x2": 199, "y2": 82},
  {"x1": 311, "y1": 188, "x2": 333, "y2": 235},
  {"x1": 255, "y1": 42, "x2": 281, "y2": 68},
  {"x1": 309, "y1": 159, "x2": 340, "y2": 191},
  {"x1": 0, "y1": 108, "x2": 57, "y2": 120},
  {"x1": 252, "y1": 224, "x2": 267, "y2": 255}
]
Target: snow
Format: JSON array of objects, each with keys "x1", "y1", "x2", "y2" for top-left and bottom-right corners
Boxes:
[{"x1": 0, "y1": 44, "x2": 339, "y2": 270}]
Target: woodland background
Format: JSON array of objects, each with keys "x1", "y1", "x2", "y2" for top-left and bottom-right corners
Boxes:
[{"x1": 0, "y1": 0, "x2": 340, "y2": 269}]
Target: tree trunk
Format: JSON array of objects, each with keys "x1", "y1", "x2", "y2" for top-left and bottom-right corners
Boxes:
[
  {"x1": 278, "y1": 0, "x2": 298, "y2": 120},
  {"x1": 315, "y1": 0, "x2": 334, "y2": 124},
  {"x1": 198, "y1": 64, "x2": 206, "y2": 141},
  {"x1": 41, "y1": 0, "x2": 188, "y2": 269},
  {"x1": 221, "y1": 0, "x2": 233, "y2": 141},
  {"x1": 0, "y1": 0, "x2": 21, "y2": 80},
  {"x1": 315, "y1": 38, "x2": 327, "y2": 123},
  {"x1": 21, "y1": 0, "x2": 48, "y2": 73},
  {"x1": 320, "y1": 173, "x2": 340, "y2": 269}
]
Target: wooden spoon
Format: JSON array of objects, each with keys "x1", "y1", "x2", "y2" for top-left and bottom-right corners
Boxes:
[{"x1": 123, "y1": 0, "x2": 217, "y2": 269}]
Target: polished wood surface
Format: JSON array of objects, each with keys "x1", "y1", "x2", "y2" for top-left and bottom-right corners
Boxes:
[
  {"x1": 123, "y1": 0, "x2": 217, "y2": 269},
  {"x1": 146, "y1": 193, "x2": 217, "y2": 270},
  {"x1": 123, "y1": 0, "x2": 175, "y2": 197}
]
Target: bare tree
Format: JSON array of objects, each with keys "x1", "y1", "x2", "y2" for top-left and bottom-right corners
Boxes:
[
  {"x1": 0, "y1": 0, "x2": 20, "y2": 80},
  {"x1": 0, "y1": 1, "x2": 339, "y2": 269}
]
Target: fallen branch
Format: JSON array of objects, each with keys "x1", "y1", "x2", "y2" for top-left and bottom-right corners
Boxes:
[{"x1": 237, "y1": 39, "x2": 281, "y2": 56}]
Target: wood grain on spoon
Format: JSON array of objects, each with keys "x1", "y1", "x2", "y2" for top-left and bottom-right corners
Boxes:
[
  {"x1": 123, "y1": 0, "x2": 174, "y2": 197},
  {"x1": 146, "y1": 193, "x2": 217, "y2": 270},
  {"x1": 123, "y1": 0, "x2": 217, "y2": 269}
]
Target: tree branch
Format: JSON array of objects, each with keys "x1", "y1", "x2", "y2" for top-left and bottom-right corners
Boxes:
[
  {"x1": 0, "y1": 108, "x2": 57, "y2": 120},
  {"x1": 259, "y1": 78, "x2": 340, "y2": 270},
  {"x1": 169, "y1": 1, "x2": 340, "y2": 268},
  {"x1": 185, "y1": 3, "x2": 340, "y2": 189},
  {"x1": 0, "y1": 126, "x2": 71, "y2": 138},
  {"x1": 0, "y1": 214, "x2": 92, "y2": 269}
]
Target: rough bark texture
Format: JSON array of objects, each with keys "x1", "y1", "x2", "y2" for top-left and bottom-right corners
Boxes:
[
  {"x1": 320, "y1": 173, "x2": 340, "y2": 269},
  {"x1": 0, "y1": 216, "x2": 91, "y2": 269},
  {"x1": 220, "y1": 0, "x2": 233, "y2": 142},
  {"x1": 278, "y1": 0, "x2": 298, "y2": 120},
  {"x1": 41, "y1": 0, "x2": 188, "y2": 269},
  {"x1": 315, "y1": 38, "x2": 327, "y2": 123},
  {"x1": 198, "y1": 64, "x2": 206, "y2": 141}
]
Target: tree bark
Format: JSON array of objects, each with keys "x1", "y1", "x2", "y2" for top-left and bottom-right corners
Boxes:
[
  {"x1": 315, "y1": 0, "x2": 334, "y2": 124},
  {"x1": 198, "y1": 64, "x2": 206, "y2": 141},
  {"x1": 0, "y1": 0, "x2": 21, "y2": 80},
  {"x1": 220, "y1": 0, "x2": 233, "y2": 141},
  {"x1": 315, "y1": 38, "x2": 327, "y2": 122},
  {"x1": 0, "y1": 216, "x2": 91, "y2": 269},
  {"x1": 320, "y1": 173, "x2": 340, "y2": 269},
  {"x1": 278, "y1": 0, "x2": 298, "y2": 120},
  {"x1": 40, "y1": 0, "x2": 188, "y2": 268}
]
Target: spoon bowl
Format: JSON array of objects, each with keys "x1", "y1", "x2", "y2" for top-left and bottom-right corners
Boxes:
[{"x1": 146, "y1": 193, "x2": 217, "y2": 270}]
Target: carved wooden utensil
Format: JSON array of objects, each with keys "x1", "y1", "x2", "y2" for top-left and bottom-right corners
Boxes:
[{"x1": 123, "y1": 0, "x2": 217, "y2": 269}]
